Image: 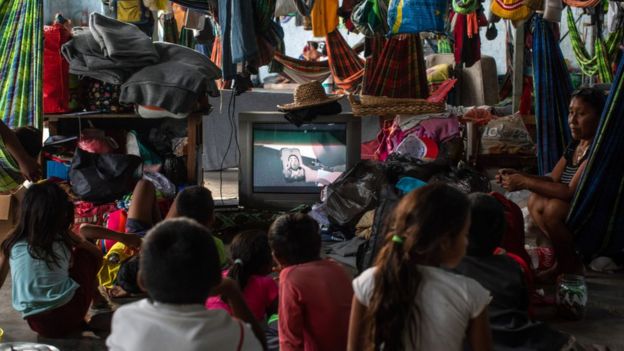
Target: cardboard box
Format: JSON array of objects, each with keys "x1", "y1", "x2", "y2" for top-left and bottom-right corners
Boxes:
[{"x1": 0, "y1": 187, "x2": 25, "y2": 242}]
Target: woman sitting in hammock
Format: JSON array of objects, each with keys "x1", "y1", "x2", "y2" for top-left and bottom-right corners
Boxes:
[{"x1": 497, "y1": 87, "x2": 605, "y2": 276}]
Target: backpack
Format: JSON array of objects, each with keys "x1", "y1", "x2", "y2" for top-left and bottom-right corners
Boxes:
[{"x1": 111, "y1": 0, "x2": 152, "y2": 25}]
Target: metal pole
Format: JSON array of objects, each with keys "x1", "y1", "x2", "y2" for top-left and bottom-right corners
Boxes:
[{"x1": 512, "y1": 21, "x2": 526, "y2": 113}]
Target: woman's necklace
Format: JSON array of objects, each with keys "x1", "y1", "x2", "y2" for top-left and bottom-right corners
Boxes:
[{"x1": 576, "y1": 144, "x2": 589, "y2": 164}]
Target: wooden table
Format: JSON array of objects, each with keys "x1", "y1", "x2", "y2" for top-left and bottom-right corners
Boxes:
[{"x1": 44, "y1": 112, "x2": 202, "y2": 184}]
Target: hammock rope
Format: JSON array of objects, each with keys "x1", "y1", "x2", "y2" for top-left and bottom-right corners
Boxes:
[
  {"x1": 532, "y1": 15, "x2": 573, "y2": 175},
  {"x1": 325, "y1": 30, "x2": 365, "y2": 92},
  {"x1": 0, "y1": 0, "x2": 43, "y2": 128},
  {"x1": 566, "y1": 7, "x2": 624, "y2": 82},
  {"x1": 567, "y1": 53, "x2": 624, "y2": 258}
]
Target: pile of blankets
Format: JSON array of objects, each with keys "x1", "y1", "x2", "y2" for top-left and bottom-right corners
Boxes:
[{"x1": 62, "y1": 13, "x2": 221, "y2": 115}]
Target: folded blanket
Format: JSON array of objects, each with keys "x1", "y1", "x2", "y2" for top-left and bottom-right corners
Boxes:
[
  {"x1": 89, "y1": 13, "x2": 159, "y2": 65},
  {"x1": 120, "y1": 42, "x2": 222, "y2": 114}
]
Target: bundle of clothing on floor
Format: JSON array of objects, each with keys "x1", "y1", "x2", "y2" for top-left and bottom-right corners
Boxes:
[{"x1": 61, "y1": 12, "x2": 221, "y2": 116}]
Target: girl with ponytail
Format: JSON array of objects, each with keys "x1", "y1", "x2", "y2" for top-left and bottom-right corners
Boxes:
[
  {"x1": 205, "y1": 230, "x2": 278, "y2": 322},
  {"x1": 348, "y1": 184, "x2": 493, "y2": 351}
]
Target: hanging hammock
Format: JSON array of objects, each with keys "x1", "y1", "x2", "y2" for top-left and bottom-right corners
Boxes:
[
  {"x1": 272, "y1": 51, "x2": 332, "y2": 83},
  {"x1": 532, "y1": 15, "x2": 573, "y2": 175},
  {"x1": 362, "y1": 34, "x2": 429, "y2": 99},
  {"x1": 563, "y1": 0, "x2": 600, "y2": 9},
  {"x1": 566, "y1": 7, "x2": 624, "y2": 83},
  {"x1": 325, "y1": 30, "x2": 365, "y2": 92},
  {"x1": 0, "y1": 0, "x2": 43, "y2": 129},
  {"x1": 567, "y1": 54, "x2": 624, "y2": 259}
]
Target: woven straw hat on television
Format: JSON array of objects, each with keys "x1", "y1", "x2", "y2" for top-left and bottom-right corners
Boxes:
[{"x1": 277, "y1": 81, "x2": 344, "y2": 111}]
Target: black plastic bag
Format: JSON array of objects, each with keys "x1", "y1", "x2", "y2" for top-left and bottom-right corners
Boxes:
[
  {"x1": 383, "y1": 154, "x2": 450, "y2": 185},
  {"x1": 70, "y1": 148, "x2": 142, "y2": 204},
  {"x1": 325, "y1": 160, "x2": 387, "y2": 227}
]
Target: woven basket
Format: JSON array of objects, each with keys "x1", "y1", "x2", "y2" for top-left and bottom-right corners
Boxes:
[{"x1": 348, "y1": 94, "x2": 445, "y2": 117}]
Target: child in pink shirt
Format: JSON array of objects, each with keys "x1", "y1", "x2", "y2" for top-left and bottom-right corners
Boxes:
[
  {"x1": 206, "y1": 230, "x2": 278, "y2": 322},
  {"x1": 269, "y1": 213, "x2": 353, "y2": 351}
]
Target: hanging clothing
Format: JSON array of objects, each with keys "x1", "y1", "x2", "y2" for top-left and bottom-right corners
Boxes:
[
  {"x1": 0, "y1": 0, "x2": 43, "y2": 128},
  {"x1": 311, "y1": 0, "x2": 339, "y2": 37},
  {"x1": 568, "y1": 54, "x2": 624, "y2": 259},
  {"x1": 532, "y1": 16, "x2": 572, "y2": 175},
  {"x1": 325, "y1": 30, "x2": 365, "y2": 91},
  {"x1": 452, "y1": 11, "x2": 481, "y2": 68},
  {"x1": 218, "y1": 0, "x2": 259, "y2": 80}
]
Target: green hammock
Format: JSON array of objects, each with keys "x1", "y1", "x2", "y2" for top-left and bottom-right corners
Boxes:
[
  {"x1": 566, "y1": 7, "x2": 623, "y2": 83},
  {"x1": 0, "y1": 0, "x2": 43, "y2": 129}
]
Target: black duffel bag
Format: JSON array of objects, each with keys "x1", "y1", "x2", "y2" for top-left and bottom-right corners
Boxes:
[{"x1": 69, "y1": 148, "x2": 142, "y2": 204}]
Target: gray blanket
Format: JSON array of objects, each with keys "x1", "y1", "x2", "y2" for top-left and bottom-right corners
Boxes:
[{"x1": 120, "y1": 42, "x2": 221, "y2": 114}]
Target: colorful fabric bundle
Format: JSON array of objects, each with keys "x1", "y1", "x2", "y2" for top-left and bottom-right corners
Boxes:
[
  {"x1": 452, "y1": 12, "x2": 481, "y2": 67},
  {"x1": 325, "y1": 30, "x2": 365, "y2": 91},
  {"x1": 388, "y1": 0, "x2": 448, "y2": 34},
  {"x1": 351, "y1": 0, "x2": 389, "y2": 37},
  {"x1": 311, "y1": 0, "x2": 339, "y2": 37},
  {"x1": 490, "y1": 0, "x2": 533, "y2": 21},
  {"x1": 0, "y1": 0, "x2": 43, "y2": 128},
  {"x1": 566, "y1": 7, "x2": 623, "y2": 83},
  {"x1": 534, "y1": 17, "x2": 570, "y2": 175},
  {"x1": 363, "y1": 34, "x2": 429, "y2": 99},
  {"x1": 568, "y1": 54, "x2": 624, "y2": 258},
  {"x1": 272, "y1": 52, "x2": 332, "y2": 83},
  {"x1": 562, "y1": 0, "x2": 600, "y2": 8},
  {"x1": 388, "y1": 0, "x2": 449, "y2": 34}
]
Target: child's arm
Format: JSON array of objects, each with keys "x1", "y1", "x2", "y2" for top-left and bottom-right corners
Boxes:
[
  {"x1": 467, "y1": 309, "x2": 492, "y2": 351},
  {"x1": 0, "y1": 120, "x2": 40, "y2": 181},
  {"x1": 215, "y1": 278, "x2": 268, "y2": 351},
  {"x1": 80, "y1": 224, "x2": 143, "y2": 249},
  {"x1": 347, "y1": 296, "x2": 367, "y2": 351}
]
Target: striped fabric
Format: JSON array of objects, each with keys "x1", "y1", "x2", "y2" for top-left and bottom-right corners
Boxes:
[
  {"x1": 325, "y1": 30, "x2": 365, "y2": 92},
  {"x1": 362, "y1": 34, "x2": 429, "y2": 99},
  {"x1": 532, "y1": 16, "x2": 572, "y2": 175},
  {"x1": 560, "y1": 164, "x2": 577, "y2": 185},
  {"x1": 0, "y1": 138, "x2": 22, "y2": 192},
  {"x1": 0, "y1": 0, "x2": 43, "y2": 129},
  {"x1": 567, "y1": 54, "x2": 624, "y2": 258},
  {"x1": 272, "y1": 52, "x2": 332, "y2": 83}
]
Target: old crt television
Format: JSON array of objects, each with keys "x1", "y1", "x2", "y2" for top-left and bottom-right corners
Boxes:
[{"x1": 239, "y1": 112, "x2": 361, "y2": 210}]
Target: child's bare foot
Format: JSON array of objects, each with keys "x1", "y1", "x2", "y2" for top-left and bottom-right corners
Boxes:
[{"x1": 107, "y1": 285, "x2": 131, "y2": 298}]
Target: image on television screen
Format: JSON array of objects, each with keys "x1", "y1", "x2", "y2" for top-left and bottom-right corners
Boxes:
[{"x1": 252, "y1": 123, "x2": 347, "y2": 193}]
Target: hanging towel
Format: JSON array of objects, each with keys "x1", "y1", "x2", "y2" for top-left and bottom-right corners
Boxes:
[
  {"x1": 567, "y1": 55, "x2": 624, "y2": 259},
  {"x1": 311, "y1": 0, "x2": 339, "y2": 37}
]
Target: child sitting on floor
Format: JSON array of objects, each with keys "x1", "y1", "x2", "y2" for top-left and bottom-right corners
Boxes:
[
  {"x1": 0, "y1": 182, "x2": 111, "y2": 337},
  {"x1": 106, "y1": 218, "x2": 264, "y2": 351},
  {"x1": 268, "y1": 213, "x2": 353, "y2": 351},
  {"x1": 348, "y1": 184, "x2": 492, "y2": 351},
  {"x1": 206, "y1": 229, "x2": 278, "y2": 322},
  {"x1": 454, "y1": 193, "x2": 572, "y2": 350}
]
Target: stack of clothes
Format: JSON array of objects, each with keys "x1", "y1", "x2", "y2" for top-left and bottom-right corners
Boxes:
[{"x1": 62, "y1": 13, "x2": 221, "y2": 116}]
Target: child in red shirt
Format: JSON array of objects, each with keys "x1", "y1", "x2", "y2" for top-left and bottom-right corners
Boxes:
[{"x1": 269, "y1": 213, "x2": 353, "y2": 351}]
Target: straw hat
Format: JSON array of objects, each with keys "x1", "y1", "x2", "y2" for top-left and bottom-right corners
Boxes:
[{"x1": 277, "y1": 81, "x2": 344, "y2": 111}]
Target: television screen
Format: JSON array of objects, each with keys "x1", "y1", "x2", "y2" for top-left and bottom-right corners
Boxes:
[{"x1": 252, "y1": 123, "x2": 347, "y2": 193}]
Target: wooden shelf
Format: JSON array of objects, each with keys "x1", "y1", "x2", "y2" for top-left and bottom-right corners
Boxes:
[{"x1": 43, "y1": 112, "x2": 202, "y2": 184}]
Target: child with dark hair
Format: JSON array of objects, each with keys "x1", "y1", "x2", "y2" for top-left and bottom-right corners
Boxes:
[
  {"x1": 454, "y1": 193, "x2": 572, "y2": 350},
  {"x1": 166, "y1": 185, "x2": 227, "y2": 267},
  {"x1": 106, "y1": 218, "x2": 264, "y2": 351},
  {"x1": 206, "y1": 230, "x2": 278, "y2": 322},
  {"x1": 348, "y1": 184, "x2": 492, "y2": 351},
  {"x1": 0, "y1": 182, "x2": 107, "y2": 337},
  {"x1": 268, "y1": 213, "x2": 353, "y2": 351}
]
